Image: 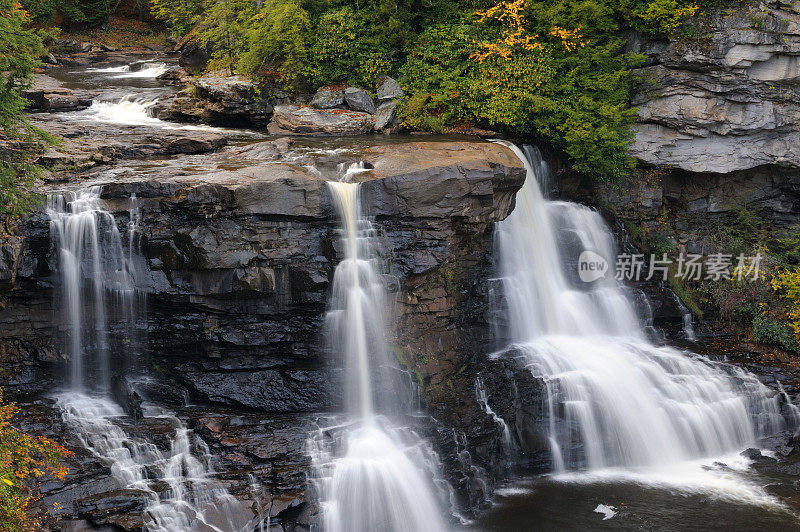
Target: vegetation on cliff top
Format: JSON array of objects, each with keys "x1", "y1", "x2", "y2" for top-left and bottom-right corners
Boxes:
[
  {"x1": 16, "y1": 0, "x2": 707, "y2": 181},
  {"x1": 147, "y1": 0, "x2": 704, "y2": 181}
]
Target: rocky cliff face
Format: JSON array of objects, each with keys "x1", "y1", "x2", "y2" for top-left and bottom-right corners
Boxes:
[
  {"x1": 559, "y1": 1, "x2": 800, "y2": 265},
  {"x1": 0, "y1": 139, "x2": 526, "y2": 526},
  {"x1": 630, "y1": 0, "x2": 800, "y2": 174}
]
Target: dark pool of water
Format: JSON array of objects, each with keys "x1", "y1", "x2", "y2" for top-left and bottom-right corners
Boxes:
[{"x1": 475, "y1": 475, "x2": 800, "y2": 531}]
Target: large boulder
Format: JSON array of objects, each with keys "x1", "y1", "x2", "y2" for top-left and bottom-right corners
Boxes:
[
  {"x1": 309, "y1": 85, "x2": 345, "y2": 109},
  {"x1": 175, "y1": 33, "x2": 210, "y2": 74},
  {"x1": 374, "y1": 101, "x2": 398, "y2": 130},
  {"x1": 268, "y1": 104, "x2": 375, "y2": 135},
  {"x1": 344, "y1": 87, "x2": 376, "y2": 114},
  {"x1": 158, "y1": 73, "x2": 275, "y2": 125},
  {"x1": 376, "y1": 75, "x2": 404, "y2": 101}
]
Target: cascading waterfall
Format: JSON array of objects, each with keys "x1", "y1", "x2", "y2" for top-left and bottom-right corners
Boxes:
[
  {"x1": 48, "y1": 187, "x2": 254, "y2": 531},
  {"x1": 308, "y1": 180, "x2": 449, "y2": 532},
  {"x1": 48, "y1": 187, "x2": 136, "y2": 392},
  {"x1": 494, "y1": 141, "x2": 788, "y2": 472}
]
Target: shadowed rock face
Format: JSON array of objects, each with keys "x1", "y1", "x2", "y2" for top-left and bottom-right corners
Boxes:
[
  {"x1": 0, "y1": 140, "x2": 525, "y2": 514},
  {"x1": 630, "y1": 0, "x2": 800, "y2": 173}
]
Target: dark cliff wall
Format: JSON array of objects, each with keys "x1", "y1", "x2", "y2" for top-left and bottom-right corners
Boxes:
[{"x1": 0, "y1": 140, "x2": 528, "y2": 507}]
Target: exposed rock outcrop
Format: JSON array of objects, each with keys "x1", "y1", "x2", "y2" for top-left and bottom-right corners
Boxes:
[
  {"x1": 157, "y1": 73, "x2": 277, "y2": 126},
  {"x1": 268, "y1": 104, "x2": 375, "y2": 135},
  {"x1": 630, "y1": 0, "x2": 800, "y2": 173}
]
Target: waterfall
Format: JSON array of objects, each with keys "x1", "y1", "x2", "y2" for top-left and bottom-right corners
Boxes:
[
  {"x1": 78, "y1": 95, "x2": 162, "y2": 127},
  {"x1": 48, "y1": 187, "x2": 253, "y2": 531},
  {"x1": 495, "y1": 141, "x2": 787, "y2": 471},
  {"x1": 308, "y1": 181, "x2": 449, "y2": 532},
  {"x1": 56, "y1": 394, "x2": 253, "y2": 531},
  {"x1": 47, "y1": 187, "x2": 137, "y2": 392}
]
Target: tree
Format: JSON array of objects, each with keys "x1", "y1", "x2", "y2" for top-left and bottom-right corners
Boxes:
[
  {"x1": 0, "y1": 389, "x2": 72, "y2": 531},
  {"x1": 196, "y1": 0, "x2": 257, "y2": 74},
  {"x1": 238, "y1": 0, "x2": 312, "y2": 88},
  {"x1": 0, "y1": 1, "x2": 51, "y2": 223}
]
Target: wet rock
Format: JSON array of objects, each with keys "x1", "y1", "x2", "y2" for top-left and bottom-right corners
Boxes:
[
  {"x1": 344, "y1": 87, "x2": 376, "y2": 114},
  {"x1": 376, "y1": 75, "x2": 403, "y2": 101},
  {"x1": 112, "y1": 376, "x2": 144, "y2": 421},
  {"x1": 268, "y1": 104, "x2": 375, "y2": 135},
  {"x1": 156, "y1": 67, "x2": 189, "y2": 84},
  {"x1": 73, "y1": 489, "x2": 148, "y2": 529},
  {"x1": 181, "y1": 369, "x2": 334, "y2": 411},
  {"x1": 740, "y1": 447, "x2": 777, "y2": 463},
  {"x1": 43, "y1": 92, "x2": 80, "y2": 111},
  {"x1": 310, "y1": 85, "x2": 345, "y2": 109}
]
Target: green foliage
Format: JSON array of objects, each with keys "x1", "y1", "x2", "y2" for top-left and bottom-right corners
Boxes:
[
  {"x1": 771, "y1": 225, "x2": 800, "y2": 266},
  {"x1": 151, "y1": 0, "x2": 205, "y2": 35},
  {"x1": 634, "y1": 0, "x2": 700, "y2": 35},
  {"x1": 195, "y1": 0, "x2": 255, "y2": 74},
  {"x1": 237, "y1": 0, "x2": 312, "y2": 87},
  {"x1": 1, "y1": 1, "x2": 50, "y2": 221},
  {"x1": 21, "y1": 0, "x2": 112, "y2": 27},
  {"x1": 398, "y1": 1, "x2": 646, "y2": 181},
  {"x1": 306, "y1": 7, "x2": 393, "y2": 87},
  {"x1": 752, "y1": 314, "x2": 798, "y2": 353}
]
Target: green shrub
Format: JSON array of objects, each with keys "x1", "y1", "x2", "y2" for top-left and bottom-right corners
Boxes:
[
  {"x1": 151, "y1": 0, "x2": 206, "y2": 36},
  {"x1": 237, "y1": 0, "x2": 312, "y2": 88},
  {"x1": 1, "y1": 1, "x2": 51, "y2": 222},
  {"x1": 752, "y1": 314, "x2": 798, "y2": 353}
]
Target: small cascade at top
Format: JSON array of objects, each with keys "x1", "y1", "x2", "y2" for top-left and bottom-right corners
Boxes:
[
  {"x1": 494, "y1": 141, "x2": 789, "y2": 473},
  {"x1": 308, "y1": 179, "x2": 450, "y2": 532}
]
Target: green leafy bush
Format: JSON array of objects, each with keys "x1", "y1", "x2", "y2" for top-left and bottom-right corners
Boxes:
[
  {"x1": 21, "y1": 0, "x2": 112, "y2": 27},
  {"x1": 752, "y1": 314, "x2": 798, "y2": 353},
  {"x1": 1, "y1": 0, "x2": 51, "y2": 222},
  {"x1": 237, "y1": 0, "x2": 311, "y2": 88},
  {"x1": 151, "y1": 0, "x2": 206, "y2": 35}
]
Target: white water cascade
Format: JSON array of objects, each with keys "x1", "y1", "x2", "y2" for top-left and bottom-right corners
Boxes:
[
  {"x1": 79, "y1": 95, "x2": 162, "y2": 126},
  {"x1": 48, "y1": 187, "x2": 254, "y2": 531},
  {"x1": 86, "y1": 61, "x2": 169, "y2": 78},
  {"x1": 48, "y1": 187, "x2": 137, "y2": 391},
  {"x1": 308, "y1": 181, "x2": 449, "y2": 532},
  {"x1": 495, "y1": 141, "x2": 788, "y2": 472}
]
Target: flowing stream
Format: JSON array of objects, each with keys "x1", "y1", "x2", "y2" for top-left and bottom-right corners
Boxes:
[
  {"x1": 308, "y1": 180, "x2": 450, "y2": 532},
  {"x1": 489, "y1": 141, "x2": 795, "y2": 511}
]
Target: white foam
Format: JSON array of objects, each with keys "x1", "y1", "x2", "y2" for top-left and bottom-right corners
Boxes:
[
  {"x1": 594, "y1": 504, "x2": 617, "y2": 520},
  {"x1": 113, "y1": 62, "x2": 169, "y2": 79}
]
